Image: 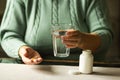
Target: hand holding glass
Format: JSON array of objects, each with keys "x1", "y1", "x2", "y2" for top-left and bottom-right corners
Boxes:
[{"x1": 52, "y1": 24, "x2": 75, "y2": 57}]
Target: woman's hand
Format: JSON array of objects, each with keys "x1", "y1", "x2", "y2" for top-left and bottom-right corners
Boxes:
[
  {"x1": 62, "y1": 30, "x2": 101, "y2": 52},
  {"x1": 19, "y1": 46, "x2": 43, "y2": 65}
]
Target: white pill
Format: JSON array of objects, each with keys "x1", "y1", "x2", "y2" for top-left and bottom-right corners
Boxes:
[{"x1": 68, "y1": 69, "x2": 81, "y2": 75}]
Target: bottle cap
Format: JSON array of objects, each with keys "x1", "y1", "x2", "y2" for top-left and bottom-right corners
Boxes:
[{"x1": 82, "y1": 50, "x2": 92, "y2": 54}]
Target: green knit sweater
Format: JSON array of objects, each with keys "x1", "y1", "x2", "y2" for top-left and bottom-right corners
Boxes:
[{"x1": 0, "y1": 0, "x2": 113, "y2": 61}]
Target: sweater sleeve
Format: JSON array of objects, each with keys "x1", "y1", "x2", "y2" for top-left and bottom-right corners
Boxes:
[
  {"x1": 85, "y1": 0, "x2": 113, "y2": 59},
  {"x1": 0, "y1": 0, "x2": 27, "y2": 58}
]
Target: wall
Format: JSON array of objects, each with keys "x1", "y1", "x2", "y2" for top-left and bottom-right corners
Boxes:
[
  {"x1": 0, "y1": 0, "x2": 8, "y2": 57},
  {"x1": 0, "y1": 0, "x2": 6, "y2": 22},
  {"x1": 106, "y1": 0, "x2": 120, "y2": 62}
]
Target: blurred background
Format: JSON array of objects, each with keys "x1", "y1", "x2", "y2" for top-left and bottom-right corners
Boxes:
[{"x1": 0, "y1": 0, "x2": 120, "y2": 63}]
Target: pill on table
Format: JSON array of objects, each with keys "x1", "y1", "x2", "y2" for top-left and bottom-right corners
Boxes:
[{"x1": 68, "y1": 69, "x2": 81, "y2": 75}]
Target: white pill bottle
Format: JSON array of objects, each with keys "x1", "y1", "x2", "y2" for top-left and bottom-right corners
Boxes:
[{"x1": 79, "y1": 50, "x2": 93, "y2": 74}]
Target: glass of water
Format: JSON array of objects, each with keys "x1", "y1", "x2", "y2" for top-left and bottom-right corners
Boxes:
[{"x1": 52, "y1": 24, "x2": 75, "y2": 57}]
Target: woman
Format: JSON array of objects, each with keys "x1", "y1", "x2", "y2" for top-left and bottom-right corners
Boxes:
[{"x1": 0, "y1": 0, "x2": 113, "y2": 64}]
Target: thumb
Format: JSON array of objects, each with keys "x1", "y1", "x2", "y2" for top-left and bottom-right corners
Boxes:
[{"x1": 19, "y1": 47, "x2": 29, "y2": 58}]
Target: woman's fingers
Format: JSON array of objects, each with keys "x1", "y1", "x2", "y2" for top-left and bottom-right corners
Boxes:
[
  {"x1": 31, "y1": 57, "x2": 43, "y2": 64},
  {"x1": 66, "y1": 30, "x2": 80, "y2": 36},
  {"x1": 28, "y1": 51, "x2": 43, "y2": 65},
  {"x1": 23, "y1": 56, "x2": 42, "y2": 65},
  {"x1": 30, "y1": 53, "x2": 43, "y2": 65},
  {"x1": 61, "y1": 30, "x2": 82, "y2": 48},
  {"x1": 63, "y1": 39, "x2": 79, "y2": 48}
]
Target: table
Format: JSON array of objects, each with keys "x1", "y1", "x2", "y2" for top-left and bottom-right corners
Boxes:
[{"x1": 0, "y1": 63, "x2": 120, "y2": 80}]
